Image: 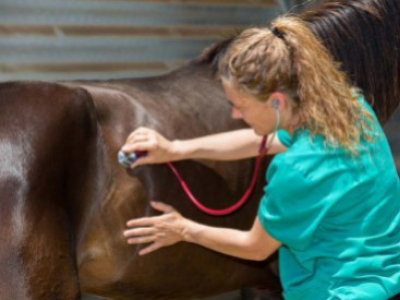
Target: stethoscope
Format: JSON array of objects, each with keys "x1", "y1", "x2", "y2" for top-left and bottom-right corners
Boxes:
[{"x1": 118, "y1": 99, "x2": 280, "y2": 216}]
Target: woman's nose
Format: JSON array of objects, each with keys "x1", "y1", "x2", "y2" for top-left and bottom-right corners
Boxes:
[{"x1": 231, "y1": 108, "x2": 243, "y2": 119}]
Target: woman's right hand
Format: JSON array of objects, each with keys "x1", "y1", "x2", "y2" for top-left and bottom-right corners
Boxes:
[{"x1": 121, "y1": 127, "x2": 179, "y2": 169}]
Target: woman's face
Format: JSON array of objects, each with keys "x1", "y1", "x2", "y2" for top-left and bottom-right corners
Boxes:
[{"x1": 222, "y1": 79, "x2": 278, "y2": 136}]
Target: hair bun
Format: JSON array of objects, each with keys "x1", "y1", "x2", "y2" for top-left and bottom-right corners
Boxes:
[{"x1": 271, "y1": 27, "x2": 285, "y2": 40}]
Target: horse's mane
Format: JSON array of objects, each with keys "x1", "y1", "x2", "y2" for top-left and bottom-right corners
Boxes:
[
  {"x1": 303, "y1": 0, "x2": 400, "y2": 124},
  {"x1": 193, "y1": 0, "x2": 400, "y2": 124}
]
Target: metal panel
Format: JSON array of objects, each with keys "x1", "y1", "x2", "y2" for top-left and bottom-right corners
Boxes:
[
  {"x1": 1, "y1": 0, "x2": 278, "y2": 26},
  {"x1": 0, "y1": 0, "x2": 280, "y2": 81}
]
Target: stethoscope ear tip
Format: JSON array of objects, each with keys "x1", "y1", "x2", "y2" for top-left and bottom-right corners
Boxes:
[{"x1": 272, "y1": 99, "x2": 279, "y2": 109}]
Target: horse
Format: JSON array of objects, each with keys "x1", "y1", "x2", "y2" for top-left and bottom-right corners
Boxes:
[{"x1": 0, "y1": 0, "x2": 399, "y2": 299}]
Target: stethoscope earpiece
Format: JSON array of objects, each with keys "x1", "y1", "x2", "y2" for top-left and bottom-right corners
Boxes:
[
  {"x1": 271, "y1": 99, "x2": 280, "y2": 131},
  {"x1": 272, "y1": 99, "x2": 279, "y2": 109}
]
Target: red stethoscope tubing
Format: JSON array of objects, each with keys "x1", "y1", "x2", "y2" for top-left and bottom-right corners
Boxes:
[{"x1": 166, "y1": 135, "x2": 268, "y2": 216}]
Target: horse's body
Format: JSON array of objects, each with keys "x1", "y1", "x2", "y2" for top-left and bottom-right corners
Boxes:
[
  {"x1": 0, "y1": 60, "x2": 281, "y2": 300},
  {"x1": 1, "y1": 0, "x2": 399, "y2": 299}
]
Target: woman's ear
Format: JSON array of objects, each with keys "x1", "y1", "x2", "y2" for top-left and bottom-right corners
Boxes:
[{"x1": 268, "y1": 92, "x2": 287, "y2": 110}]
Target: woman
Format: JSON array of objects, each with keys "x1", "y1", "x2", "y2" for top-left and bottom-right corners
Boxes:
[{"x1": 122, "y1": 16, "x2": 400, "y2": 299}]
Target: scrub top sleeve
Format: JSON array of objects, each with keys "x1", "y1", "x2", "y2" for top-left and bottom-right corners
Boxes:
[{"x1": 258, "y1": 159, "x2": 330, "y2": 251}]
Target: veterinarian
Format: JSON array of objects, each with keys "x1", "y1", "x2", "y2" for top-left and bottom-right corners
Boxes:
[{"x1": 122, "y1": 16, "x2": 400, "y2": 299}]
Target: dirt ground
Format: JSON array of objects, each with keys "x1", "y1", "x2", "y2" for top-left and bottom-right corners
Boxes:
[{"x1": 82, "y1": 290, "x2": 243, "y2": 300}]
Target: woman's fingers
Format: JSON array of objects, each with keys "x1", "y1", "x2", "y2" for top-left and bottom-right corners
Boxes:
[
  {"x1": 125, "y1": 135, "x2": 148, "y2": 148},
  {"x1": 139, "y1": 242, "x2": 163, "y2": 255},
  {"x1": 127, "y1": 132, "x2": 147, "y2": 144},
  {"x1": 124, "y1": 203, "x2": 184, "y2": 255},
  {"x1": 122, "y1": 127, "x2": 154, "y2": 152},
  {"x1": 150, "y1": 201, "x2": 174, "y2": 213},
  {"x1": 124, "y1": 127, "x2": 149, "y2": 145},
  {"x1": 121, "y1": 141, "x2": 156, "y2": 153},
  {"x1": 124, "y1": 207, "x2": 173, "y2": 229},
  {"x1": 120, "y1": 126, "x2": 174, "y2": 169},
  {"x1": 127, "y1": 235, "x2": 156, "y2": 245},
  {"x1": 126, "y1": 216, "x2": 159, "y2": 227},
  {"x1": 123, "y1": 227, "x2": 156, "y2": 238},
  {"x1": 129, "y1": 156, "x2": 152, "y2": 169}
]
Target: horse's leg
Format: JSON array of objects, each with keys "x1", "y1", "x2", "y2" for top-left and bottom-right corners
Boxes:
[
  {"x1": 0, "y1": 82, "x2": 98, "y2": 299},
  {"x1": 0, "y1": 175, "x2": 81, "y2": 299}
]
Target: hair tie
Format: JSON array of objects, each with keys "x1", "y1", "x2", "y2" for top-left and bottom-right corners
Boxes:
[{"x1": 271, "y1": 27, "x2": 285, "y2": 40}]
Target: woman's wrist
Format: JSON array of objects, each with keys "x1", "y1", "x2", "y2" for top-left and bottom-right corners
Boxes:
[
  {"x1": 170, "y1": 140, "x2": 194, "y2": 161},
  {"x1": 180, "y1": 218, "x2": 199, "y2": 244}
]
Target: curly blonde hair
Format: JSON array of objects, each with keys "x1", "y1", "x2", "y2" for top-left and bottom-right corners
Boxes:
[{"x1": 218, "y1": 15, "x2": 375, "y2": 154}]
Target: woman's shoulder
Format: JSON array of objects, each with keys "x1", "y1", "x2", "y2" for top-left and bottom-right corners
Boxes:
[{"x1": 274, "y1": 128, "x2": 364, "y2": 184}]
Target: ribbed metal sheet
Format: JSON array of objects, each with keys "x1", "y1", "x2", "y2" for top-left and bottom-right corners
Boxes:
[{"x1": 0, "y1": 0, "x2": 280, "y2": 81}]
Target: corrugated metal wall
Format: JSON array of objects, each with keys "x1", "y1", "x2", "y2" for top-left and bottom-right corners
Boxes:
[{"x1": 0, "y1": 0, "x2": 280, "y2": 81}]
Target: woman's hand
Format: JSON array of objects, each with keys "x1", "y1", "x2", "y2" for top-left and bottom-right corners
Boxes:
[
  {"x1": 124, "y1": 201, "x2": 281, "y2": 260},
  {"x1": 124, "y1": 201, "x2": 188, "y2": 255},
  {"x1": 121, "y1": 127, "x2": 179, "y2": 169}
]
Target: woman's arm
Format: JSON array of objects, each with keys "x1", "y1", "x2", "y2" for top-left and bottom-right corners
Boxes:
[
  {"x1": 174, "y1": 128, "x2": 286, "y2": 160},
  {"x1": 123, "y1": 201, "x2": 281, "y2": 261},
  {"x1": 121, "y1": 127, "x2": 287, "y2": 169}
]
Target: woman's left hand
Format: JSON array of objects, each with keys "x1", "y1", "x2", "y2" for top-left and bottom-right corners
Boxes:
[{"x1": 124, "y1": 201, "x2": 187, "y2": 255}]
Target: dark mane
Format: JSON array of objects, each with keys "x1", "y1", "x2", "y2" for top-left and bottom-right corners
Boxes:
[
  {"x1": 303, "y1": 0, "x2": 400, "y2": 124},
  {"x1": 194, "y1": 0, "x2": 400, "y2": 124},
  {"x1": 190, "y1": 36, "x2": 235, "y2": 75}
]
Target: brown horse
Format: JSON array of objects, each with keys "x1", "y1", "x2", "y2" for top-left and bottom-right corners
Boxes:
[
  {"x1": 0, "y1": 59, "x2": 280, "y2": 300},
  {"x1": 0, "y1": 0, "x2": 399, "y2": 299}
]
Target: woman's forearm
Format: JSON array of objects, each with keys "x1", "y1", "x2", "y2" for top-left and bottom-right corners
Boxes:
[
  {"x1": 172, "y1": 129, "x2": 285, "y2": 161},
  {"x1": 121, "y1": 127, "x2": 286, "y2": 169},
  {"x1": 182, "y1": 220, "x2": 259, "y2": 260},
  {"x1": 181, "y1": 218, "x2": 279, "y2": 261}
]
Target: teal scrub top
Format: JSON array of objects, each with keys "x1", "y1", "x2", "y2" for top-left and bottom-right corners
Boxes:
[{"x1": 257, "y1": 97, "x2": 400, "y2": 300}]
